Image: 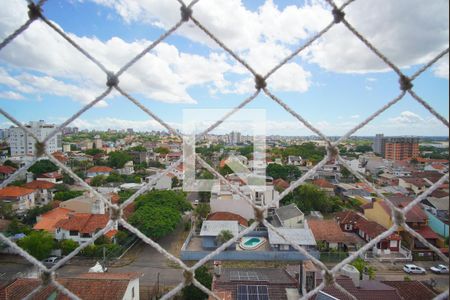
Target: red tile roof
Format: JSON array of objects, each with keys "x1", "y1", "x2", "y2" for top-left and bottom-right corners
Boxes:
[
  {"x1": 0, "y1": 165, "x2": 16, "y2": 175},
  {"x1": 312, "y1": 178, "x2": 334, "y2": 189},
  {"x1": 401, "y1": 177, "x2": 430, "y2": 188},
  {"x1": 208, "y1": 212, "x2": 249, "y2": 227},
  {"x1": 33, "y1": 207, "x2": 73, "y2": 233},
  {"x1": 334, "y1": 210, "x2": 366, "y2": 225},
  {"x1": 39, "y1": 171, "x2": 63, "y2": 179},
  {"x1": 382, "y1": 281, "x2": 436, "y2": 300},
  {"x1": 273, "y1": 179, "x2": 290, "y2": 190},
  {"x1": 55, "y1": 214, "x2": 109, "y2": 234},
  {"x1": 87, "y1": 166, "x2": 113, "y2": 173},
  {"x1": 415, "y1": 226, "x2": 440, "y2": 240},
  {"x1": 0, "y1": 186, "x2": 35, "y2": 198},
  {"x1": 383, "y1": 198, "x2": 428, "y2": 223},
  {"x1": 358, "y1": 220, "x2": 401, "y2": 240},
  {"x1": 0, "y1": 278, "x2": 41, "y2": 300},
  {"x1": 308, "y1": 219, "x2": 349, "y2": 243},
  {"x1": 24, "y1": 180, "x2": 55, "y2": 190}
]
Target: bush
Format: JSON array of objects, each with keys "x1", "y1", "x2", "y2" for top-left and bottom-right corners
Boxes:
[
  {"x1": 182, "y1": 266, "x2": 212, "y2": 300},
  {"x1": 54, "y1": 190, "x2": 84, "y2": 201},
  {"x1": 17, "y1": 231, "x2": 54, "y2": 260},
  {"x1": 59, "y1": 239, "x2": 78, "y2": 255}
]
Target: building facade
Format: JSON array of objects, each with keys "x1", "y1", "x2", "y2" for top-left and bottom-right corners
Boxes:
[
  {"x1": 383, "y1": 137, "x2": 420, "y2": 161},
  {"x1": 8, "y1": 121, "x2": 62, "y2": 157}
]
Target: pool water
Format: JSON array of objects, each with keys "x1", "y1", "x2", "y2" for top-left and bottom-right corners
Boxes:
[
  {"x1": 240, "y1": 237, "x2": 266, "y2": 250},
  {"x1": 244, "y1": 238, "x2": 262, "y2": 247}
]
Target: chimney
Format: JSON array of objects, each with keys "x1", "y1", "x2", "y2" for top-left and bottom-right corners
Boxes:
[{"x1": 26, "y1": 172, "x2": 34, "y2": 183}]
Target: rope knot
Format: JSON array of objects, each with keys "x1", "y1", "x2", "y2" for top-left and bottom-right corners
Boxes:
[
  {"x1": 393, "y1": 208, "x2": 405, "y2": 226},
  {"x1": 183, "y1": 270, "x2": 194, "y2": 285},
  {"x1": 254, "y1": 207, "x2": 265, "y2": 223},
  {"x1": 106, "y1": 72, "x2": 119, "y2": 87},
  {"x1": 180, "y1": 6, "x2": 193, "y2": 22},
  {"x1": 40, "y1": 270, "x2": 54, "y2": 286},
  {"x1": 255, "y1": 75, "x2": 267, "y2": 90},
  {"x1": 332, "y1": 8, "x2": 345, "y2": 23},
  {"x1": 35, "y1": 141, "x2": 46, "y2": 157},
  {"x1": 327, "y1": 144, "x2": 339, "y2": 161},
  {"x1": 399, "y1": 75, "x2": 413, "y2": 91},
  {"x1": 28, "y1": 3, "x2": 42, "y2": 20},
  {"x1": 323, "y1": 271, "x2": 335, "y2": 287},
  {"x1": 109, "y1": 205, "x2": 122, "y2": 221}
]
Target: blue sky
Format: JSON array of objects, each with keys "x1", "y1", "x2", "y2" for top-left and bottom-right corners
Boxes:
[{"x1": 0, "y1": 0, "x2": 448, "y2": 136}]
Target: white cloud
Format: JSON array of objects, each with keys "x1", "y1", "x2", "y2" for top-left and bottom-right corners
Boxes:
[
  {"x1": 71, "y1": 117, "x2": 170, "y2": 131},
  {"x1": 305, "y1": 0, "x2": 449, "y2": 75},
  {"x1": 0, "y1": 90, "x2": 25, "y2": 100},
  {"x1": 433, "y1": 54, "x2": 449, "y2": 79},
  {"x1": 350, "y1": 115, "x2": 360, "y2": 119},
  {"x1": 389, "y1": 111, "x2": 425, "y2": 124}
]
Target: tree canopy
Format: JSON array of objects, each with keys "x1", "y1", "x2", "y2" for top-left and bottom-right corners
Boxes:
[
  {"x1": 267, "y1": 164, "x2": 301, "y2": 182},
  {"x1": 17, "y1": 231, "x2": 54, "y2": 260},
  {"x1": 181, "y1": 266, "x2": 212, "y2": 300},
  {"x1": 108, "y1": 151, "x2": 132, "y2": 168},
  {"x1": 282, "y1": 184, "x2": 342, "y2": 214},
  {"x1": 28, "y1": 160, "x2": 58, "y2": 175},
  {"x1": 271, "y1": 142, "x2": 326, "y2": 163}
]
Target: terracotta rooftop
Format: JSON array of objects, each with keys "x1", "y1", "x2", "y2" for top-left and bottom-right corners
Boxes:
[
  {"x1": 55, "y1": 213, "x2": 109, "y2": 234},
  {"x1": 381, "y1": 281, "x2": 436, "y2": 300},
  {"x1": 24, "y1": 180, "x2": 55, "y2": 190},
  {"x1": 308, "y1": 219, "x2": 349, "y2": 243},
  {"x1": 358, "y1": 220, "x2": 401, "y2": 240},
  {"x1": 312, "y1": 178, "x2": 334, "y2": 189},
  {"x1": 33, "y1": 207, "x2": 73, "y2": 233},
  {"x1": 87, "y1": 166, "x2": 113, "y2": 173},
  {"x1": 0, "y1": 165, "x2": 16, "y2": 175},
  {"x1": 383, "y1": 198, "x2": 428, "y2": 223},
  {"x1": 0, "y1": 186, "x2": 35, "y2": 198},
  {"x1": 38, "y1": 171, "x2": 63, "y2": 179},
  {"x1": 401, "y1": 177, "x2": 430, "y2": 188},
  {"x1": 415, "y1": 226, "x2": 440, "y2": 240},
  {"x1": 207, "y1": 212, "x2": 249, "y2": 227},
  {"x1": 334, "y1": 210, "x2": 366, "y2": 225},
  {"x1": 273, "y1": 178, "x2": 290, "y2": 190}
]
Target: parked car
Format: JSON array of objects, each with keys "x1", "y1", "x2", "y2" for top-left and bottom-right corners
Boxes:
[
  {"x1": 403, "y1": 264, "x2": 426, "y2": 274},
  {"x1": 42, "y1": 256, "x2": 60, "y2": 266},
  {"x1": 430, "y1": 264, "x2": 449, "y2": 274}
]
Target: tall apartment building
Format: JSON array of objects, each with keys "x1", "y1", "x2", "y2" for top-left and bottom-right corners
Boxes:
[
  {"x1": 383, "y1": 137, "x2": 420, "y2": 161},
  {"x1": 9, "y1": 121, "x2": 62, "y2": 157},
  {"x1": 373, "y1": 134, "x2": 384, "y2": 155},
  {"x1": 228, "y1": 131, "x2": 241, "y2": 145}
]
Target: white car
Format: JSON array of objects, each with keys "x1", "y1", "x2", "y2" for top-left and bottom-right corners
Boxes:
[
  {"x1": 403, "y1": 264, "x2": 426, "y2": 274},
  {"x1": 430, "y1": 264, "x2": 449, "y2": 274},
  {"x1": 42, "y1": 256, "x2": 60, "y2": 266}
]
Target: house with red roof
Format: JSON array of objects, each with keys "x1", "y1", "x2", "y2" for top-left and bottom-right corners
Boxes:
[
  {"x1": 24, "y1": 180, "x2": 55, "y2": 205},
  {"x1": 87, "y1": 166, "x2": 114, "y2": 178},
  {"x1": 398, "y1": 177, "x2": 431, "y2": 195},
  {"x1": 37, "y1": 171, "x2": 63, "y2": 184},
  {"x1": 54, "y1": 213, "x2": 117, "y2": 244},
  {"x1": 0, "y1": 165, "x2": 17, "y2": 181},
  {"x1": 311, "y1": 178, "x2": 335, "y2": 196},
  {"x1": 33, "y1": 207, "x2": 73, "y2": 234},
  {"x1": 0, "y1": 186, "x2": 36, "y2": 214}
]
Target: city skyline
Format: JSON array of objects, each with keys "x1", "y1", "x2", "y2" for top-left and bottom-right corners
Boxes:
[{"x1": 0, "y1": 0, "x2": 448, "y2": 136}]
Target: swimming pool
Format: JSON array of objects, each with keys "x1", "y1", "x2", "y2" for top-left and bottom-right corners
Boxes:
[{"x1": 239, "y1": 237, "x2": 266, "y2": 250}]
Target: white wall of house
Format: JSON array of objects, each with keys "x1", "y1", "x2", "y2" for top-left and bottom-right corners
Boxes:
[
  {"x1": 55, "y1": 228, "x2": 94, "y2": 244},
  {"x1": 281, "y1": 215, "x2": 305, "y2": 229},
  {"x1": 87, "y1": 171, "x2": 111, "y2": 178},
  {"x1": 123, "y1": 278, "x2": 140, "y2": 300}
]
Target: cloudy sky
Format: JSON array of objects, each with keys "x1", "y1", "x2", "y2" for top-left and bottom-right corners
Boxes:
[{"x1": 0, "y1": 0, "x2": 448, "y2": 136}]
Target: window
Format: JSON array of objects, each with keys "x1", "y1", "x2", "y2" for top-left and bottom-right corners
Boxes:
[
  {"x1": 69, "y1": 230, "x2": 78, "y2": 236},
  {"x1": 390, "y1": 240, "x2": 398, "y2": 248},
  {"x1": 132, "y1": 287, "x2": 135, "y2": 298}
]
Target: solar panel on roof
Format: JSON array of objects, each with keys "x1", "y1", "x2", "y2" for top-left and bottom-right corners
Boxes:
[{"x1": 237, "y1": 285, "x2": 269, "y2": 300}]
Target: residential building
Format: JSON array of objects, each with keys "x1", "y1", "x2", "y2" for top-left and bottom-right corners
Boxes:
[
  {"x1": 383, "y1": 137, "x2": 420, "y2": 161},
  {"x1": 118, "y1": 161, "x2": 135, "y2": 175},
  {"x1": 267, "y1": 227, "x2": 316, "y2": 251},
  {"x1": 0, "y1": 186, "x2": 36, "y2": 214},
  {"x1": 210, "y1": 268, "x2": 298, "y2": 300},
  {"x1": 94, "y1": 135, "x2": 103, "y2": 149},
  {"x1": 287, "y1": 156, "x2": 302, "y2": 166},
  {"x1": 8, "y1": 120, "x2": 62, "y2": 157},
  {"x1": 312, "y1": 178, "x2": 335, "y2": 196},
  {"x1": 273, "y1": 204, "x2": 305, "y2": 229},
  {"x1": 398, "y1": 177, "x2": 430, "y2": 195},
  {"x1": 228, "y1": 131, "x2": 241, "y2": 145},
  {"x1": 87, "y1": 166, "x2": 114, "y2": 178},
  {"x1": 210, "y1": 174, "x2": 279, "y2": 220},
  {"x1": 200, "y1": 221, "x2": 239, "y2": 250},
  {"x1": 207, "y1": 212, "x2": 249, "y2": 228},
  {"x1": 34, "y1": 207, "x2": 73, "y2": 234},
  {"x1": 54, "y1": 213, "x2": 117, "y2": 244},
  {"x1": 37, "y1": 171, "x2": 63, "y2": 184},
  {"x1": 145, "y1": 172, "x2": 173, "y2": 190},
  {"x1": 24, "y1": 180, "x2": 55, "y2": 206},
  {"x1": 0, "y1": 165, "x2": 16, "y2": 181},
  {"x1": 373, "y1": 133, "x2": 384, "y2": 155},
  {"x1": 421, "y1": 190, "x2": 449, "y2": 219},
  {"x1": 308, "y1": 219, "x2": 351, "y2": 251},
  {"x1": 0, "y1": 273, "x2": 141, "y2": 300}
]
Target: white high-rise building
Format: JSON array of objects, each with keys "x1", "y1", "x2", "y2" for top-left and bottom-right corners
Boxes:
[
  {"x1": 9, "y1": 120, "x2": 62, "y2": 157},
  {"x1": 228, "y1": 131, "x2": 241, "y2": 145},
  {"x1": 373, "y1": 134, "x2": 384, "y2": 155}
]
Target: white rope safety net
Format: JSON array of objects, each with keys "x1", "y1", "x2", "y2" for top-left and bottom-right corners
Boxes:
[{"x1": 0, "y1": 0, "x2": 448, "y2": 299}]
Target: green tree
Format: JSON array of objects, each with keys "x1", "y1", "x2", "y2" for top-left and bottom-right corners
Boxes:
[
  {"x1": 129, "y1": 206, "x2": 181, "y2": 240},
  {"x1": 59, "y1": 239, "x2": 78, "y2": 255},
  {"x1": 282, "y1": 184, "x2": 342, "y2": 214},
  {"x1": 17, "y1": 231, "x2": 54, "y2": 260},
  {"x1": 129, "y1": 145, "x2": 147, "y2": 152},
  {"x1": 62, "y1": 172, "x2": 75, "y2": 185},
  {"x1": 351, "y1": 257, "x2": 376, "y2": 280},
  {"x1": 85, "y1": 148, "x2": 105, "y2": 156},
  {"x1": 267, "y1": 164, "x2": 302, "y2": 182},
  {"x1": 91, "y1": 175, "x2": 107, "y2": 187},
  {"x1": 54, "y1": 190, "x2": 84, "y2": 201},
  {"x1": 28, "y1": 160, "x2": 58, "y2": 175},
  {"x1": 0, "y1": 202, "x2": 14, "y2": 219},
  {"x1": 108, "y1": 151, "x2": 132, "y2": 168},
  {"x1": 216, "y1": 230, "x2": 234, "y2": 245},
  {"x1": 7, "y1": 219, "x2": 31, "y2": 235},
  {"x1": 154, "y1": 147, "x2": 170, "y2": 155},
  {"x1": 355, "y1": 145, "x2": 373, "y2": 153},
  {"x1": 106, "y1": 173, "x2": 125, "y2": 183},
  {"x1": 181, "y1": 266, "x2": 212, "y2": 300},
  {"x1": 194, "y1": 203, "x2": 210, "y2": 219},
  {"x1": 22, "y1": 204, "x2": 53, "y2": 226},
  {"x1": 3, "y1": 160, "x2": 18, "y2": 169},
  {"x1": 135, "y1": 191, "x2": 192, "y2": 213}
]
